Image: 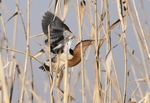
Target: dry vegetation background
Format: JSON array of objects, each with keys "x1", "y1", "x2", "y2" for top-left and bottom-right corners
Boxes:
[{"x1": 0, "y1": 0, "x2": 150, "y2": 103}]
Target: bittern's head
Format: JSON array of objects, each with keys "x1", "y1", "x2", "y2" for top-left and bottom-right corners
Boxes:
[
  {"x1": 75, "y1": 40, "x2": 94, "y2": 53},
  {"x1": 67, "y1": 40, "x2": 94, "y2": 67}
]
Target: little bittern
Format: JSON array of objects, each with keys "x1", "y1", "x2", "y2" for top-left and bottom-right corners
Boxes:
[{"x1": 39, "y1": 40, "x2": 94, "y2": 72}]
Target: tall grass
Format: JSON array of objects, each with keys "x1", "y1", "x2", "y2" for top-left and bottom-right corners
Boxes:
[{"x1": 0, "y1": 0, "x2": 150, "y2": 103}]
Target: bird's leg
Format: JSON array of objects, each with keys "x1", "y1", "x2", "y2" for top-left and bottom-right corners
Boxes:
[{"x1": 55, "y1": 70, "x2": 75, "y2": 101}]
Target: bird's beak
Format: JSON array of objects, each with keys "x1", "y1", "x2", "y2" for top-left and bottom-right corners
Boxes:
[{"x1": 90, "y1": 40, "x2": 94, "y2": 45}]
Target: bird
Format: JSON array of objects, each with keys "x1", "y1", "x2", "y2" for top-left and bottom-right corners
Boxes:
[
  {"x1": 42, "y1": 11, "x2": 76, "y2": 56},
  {"x1": 39, "y1": 39, "x2": 95, "y2": 101},
  {"x1": 39, "y1": 39, "x2": 98, "y2": 72}
]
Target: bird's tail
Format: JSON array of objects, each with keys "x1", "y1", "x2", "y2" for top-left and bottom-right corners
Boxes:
[{"x1": 39, "y1": 63, "x2": 50, "y2": 72}]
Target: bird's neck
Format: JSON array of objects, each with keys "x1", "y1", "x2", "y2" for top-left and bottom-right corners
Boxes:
[{"x1": 68, "y1": 47, "x2": 81, "y2": 67}]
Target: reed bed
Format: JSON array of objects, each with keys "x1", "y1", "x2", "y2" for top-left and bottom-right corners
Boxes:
[{"x1": 0, "y1": 0, "x2": 150, "y2": 103}]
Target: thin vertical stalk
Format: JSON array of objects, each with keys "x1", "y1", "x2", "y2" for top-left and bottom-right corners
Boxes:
[
  {"x1": 1, "y1": 5, "x2": 10, "y2": 92},
  {"x1": 9, "y1": 62, "x2": 17, "y2": 103},
  {"x1": 29, "y1": 57, "x2": 34, "y2": 103},
  {"x1": 105, "y1": 1, "x2": 111, "y2": 49},
  {"x1": 93, "y1": 0, "x2": 101, "y2": 103},
  {"x1": 48, "y1": 24, "x2": 55, "y2": 103},
  {"x1": 0, "y1": 13, "x2": 10, "y2": 103},
  {"x1": 19, "y1": 0, "x2": 31, "y2": 103},
  {"x1": 12, "y1": 0, "x2": 19, "y2": 57},
  {"x1": 63, "y1": 0, "x2": 68, "y2": 21},
  {"x1": 112, "y1": 57, "x2": 123, "y2": 102},
  {"x1": 140, "y1": 0, "x2": 150, "y2": 40},
  {"x1": 116, "y1": 0, "x2": 127, "y2": 102},
  {"x1": 25, "y1": 2, "x2": 34, "y2": 101},
  {"x1": 0, "y1": 47, "x2": 9, "y2": 103},
  {"x1": 104, "y1": 0, "x2": 111, "y2": 103},
  {"x1": 9, "y1": 0, "x2": 19, "y2": 102},
  {"x1": 77, "y1": 0, "x2": 86, "y2": 102},
  {"x1": 63, "y1": 45, "x2": 69, "y2": 103}
]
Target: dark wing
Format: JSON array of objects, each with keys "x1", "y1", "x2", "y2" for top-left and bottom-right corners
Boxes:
[{"x1": 42, "y1": 11, "x2": 64, "y2": 48}]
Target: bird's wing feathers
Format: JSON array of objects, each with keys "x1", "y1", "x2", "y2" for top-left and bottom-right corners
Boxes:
[
  {"x1": 42, "y1": 11, "x2": 63, "y2": 33},
  {"x1": 42, "y1": 11, "x2": 64, "y2": 46}
]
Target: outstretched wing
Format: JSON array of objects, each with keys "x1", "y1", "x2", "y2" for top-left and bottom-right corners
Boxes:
[{"x1": 42, "y1": 11, "x2": 65, "y2": 49}]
